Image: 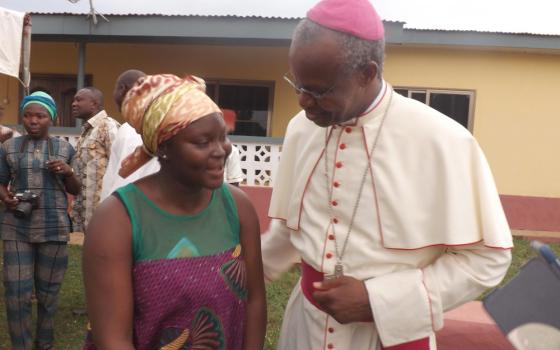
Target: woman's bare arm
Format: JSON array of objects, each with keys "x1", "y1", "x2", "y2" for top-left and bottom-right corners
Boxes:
[
  {"x1": 229, "y1": 185, "x2": 267, "y2": 350},
  {"x1": 83, "y1": 195, "x2": 135, "y2": 350}
]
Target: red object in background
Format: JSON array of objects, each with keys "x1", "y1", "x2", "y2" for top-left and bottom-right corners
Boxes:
[{"x1": 221, "y1": 109, "x2": 236, "y2": 132}]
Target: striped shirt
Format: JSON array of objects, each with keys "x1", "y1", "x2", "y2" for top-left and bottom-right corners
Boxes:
[{"x1": 0, "y1": 136, "x2": 76, "y2": 242}]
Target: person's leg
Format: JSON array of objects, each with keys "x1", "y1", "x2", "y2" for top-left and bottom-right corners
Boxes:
[
  {"x1": 3, "y1": 240, "x2": 35, "y2": 350},
  {"x1": 34, "y1": 242, "x2": 68, "y2": 350}
]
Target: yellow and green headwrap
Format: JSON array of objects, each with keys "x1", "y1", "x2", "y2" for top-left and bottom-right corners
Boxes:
[
  {"x1": 20, "y1": 91, "x2": 57, "y2": 121},
  {"x1": 118, "y1": 74, "x2": 222, "y2": 178}
]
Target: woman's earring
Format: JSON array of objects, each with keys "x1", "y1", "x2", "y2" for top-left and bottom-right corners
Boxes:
[{"x1": 161, "y1": 154, "x2": 168, "y2": 160}]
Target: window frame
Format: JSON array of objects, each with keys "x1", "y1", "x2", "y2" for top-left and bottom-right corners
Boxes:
[
  {"x1": 394, "y1": 86, "x2": 476, "y2": 132},
  {"x1": 204, "y1": 78, "x2": 275, "y2": 137}
]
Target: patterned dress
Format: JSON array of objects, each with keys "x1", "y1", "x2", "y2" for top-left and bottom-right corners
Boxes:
[{"x1": 84, "y1": 183, "x2": 247, "y2": 350}]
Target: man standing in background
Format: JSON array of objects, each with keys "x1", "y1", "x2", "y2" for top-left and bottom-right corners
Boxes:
[
  {"x1": 224, "y1": 145, "x2": 244, "y2": 186},
  {"x1": 222, "y1": 109, "x2": 244, "y2": 186},
  {"x1": 71, "y1": 87, "x2": 119, "y2": 233},
  {"x1": 100, "y1": 69, "x2": 160, "y2": 201}
]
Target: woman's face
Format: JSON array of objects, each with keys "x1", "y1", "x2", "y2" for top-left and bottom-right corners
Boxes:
[
  {"x1": 22, "y1": 104, "x2": 51, "y2": 139},
  {"x1": 162, "y1": 113, "x2": 232, "y2": 189}
]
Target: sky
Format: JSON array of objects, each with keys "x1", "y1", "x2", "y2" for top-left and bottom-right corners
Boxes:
[{"x1": 2, "y1": 0, "x2": 560, "y2": 35}]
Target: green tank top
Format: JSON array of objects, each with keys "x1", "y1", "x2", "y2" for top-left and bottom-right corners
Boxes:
[{"x1": 115, "y1": 183, "x2": 240, "y2": 262}]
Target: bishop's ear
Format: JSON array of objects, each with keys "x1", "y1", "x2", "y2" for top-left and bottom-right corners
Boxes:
[{"x1": 358, "y1": 61, "x2": 380, "y2": 86}]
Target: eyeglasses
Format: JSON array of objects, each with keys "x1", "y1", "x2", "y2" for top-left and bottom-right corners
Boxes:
[{"x1": 283, "y1": 73, "x2": 337, "y2": 100}]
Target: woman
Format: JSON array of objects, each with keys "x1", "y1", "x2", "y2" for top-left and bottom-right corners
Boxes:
[
  {"x1": 0, "y1": 91, "x2": 81, "y2": 350},
  {"x1": 83, "y1": 74, "x2": 266, "y2": 350}
]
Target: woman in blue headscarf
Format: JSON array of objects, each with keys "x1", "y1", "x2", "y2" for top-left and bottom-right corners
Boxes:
[{"x1": 0, "y1": 91, "x2": 81, "y2": 350}]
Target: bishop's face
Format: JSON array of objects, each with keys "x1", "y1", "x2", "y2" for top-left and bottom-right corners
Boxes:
[{"x1": 288, "y1": 32, "x2": 372, "y2": 127}]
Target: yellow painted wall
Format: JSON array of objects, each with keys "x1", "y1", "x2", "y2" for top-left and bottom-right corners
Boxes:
[
  {"x1": 1, "y1": 41, "x2": 559, "y2": 198},
  {"x1": 84, "y1": 42, "x2": 297, "y2": 137},
  {"x1": 0, "y1": 42, "x2": 298, "y2": 136},
  {"x1": 0, "y1": 74, "x2": 21, "y2": 123},
  {"x1": 0, "y1": 42, "x2": 79, "y2": 125}
]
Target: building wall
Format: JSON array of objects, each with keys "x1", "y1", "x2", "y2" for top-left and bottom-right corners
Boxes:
[
  {"x1": 1, "y1": 41, "x2": 559, "y2": 204},
  {"x1": 0, "y1": 41, "x2": 298, "y2": 137},
  {"x1": 384, "y1": 46, "x2": 560, "y2": 199},
  {"x1": 0, "y1": 74, "x2": 20, "y2": 122},
  {"x1": 1, "y1": 42, "x2": 79, "y2": 125}
]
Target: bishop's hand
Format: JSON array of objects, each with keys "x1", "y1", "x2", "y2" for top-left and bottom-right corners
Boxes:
[{"x1": 312, "y1": 275, "x2": 374, "y2": 324}]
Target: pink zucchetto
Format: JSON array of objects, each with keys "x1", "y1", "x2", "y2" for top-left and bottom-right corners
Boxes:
[{"x1": 307, "y1": 0, "x2": 385, "y2": 40}]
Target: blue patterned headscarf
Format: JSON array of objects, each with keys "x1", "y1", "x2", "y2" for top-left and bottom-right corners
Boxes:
[{"x1": 19, "y1": 91, "x2": 57, "y2": 121}]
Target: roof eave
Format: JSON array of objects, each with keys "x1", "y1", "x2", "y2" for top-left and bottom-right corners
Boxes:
[{"x1": 28, "y1": 15, "x2": 560, "y2": 51}]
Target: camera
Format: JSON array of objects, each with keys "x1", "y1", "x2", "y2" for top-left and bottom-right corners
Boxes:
[{"x1": 13, "y1": 190, "x2": 40, "y2": 219}]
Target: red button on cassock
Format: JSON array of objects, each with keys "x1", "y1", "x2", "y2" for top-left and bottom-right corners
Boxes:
[
  {"x1": 326, "y1": 252, "x2": 333, "y2": 259},
  {"x1": 328, "y1": 234, "x2": 335, "y2": 240},
  {"x1": 331, "y1": 200, "x2": 338, "y2": 206},
  {"x1": 345, "y1": 127, "x2": 352, "y2": 133},
  {"x1": 327, "y1": 344, "x2": 334, "y2": 349},
  {"x1": 333, "y1": 181, "x2": 340, "y2": 188},
  {"x1": 335, "y1": 161, "x2": 343, "y2": 168},
  {"x1": 339, "y1": 143, "x2": 346, "y2": 150}
]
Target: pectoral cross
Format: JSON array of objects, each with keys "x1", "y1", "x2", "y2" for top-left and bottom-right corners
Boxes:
[{"x1": 325, "y1": 262, "x2": 344, "y2": 280}]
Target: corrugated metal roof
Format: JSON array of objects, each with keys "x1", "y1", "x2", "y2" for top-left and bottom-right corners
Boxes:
[
  {"x1": 386, "y1": 0, "x2": 560, "y2": 37},
  {"x1": 1, "y1": 0, "x2": 317, "y2": 18},
  {"x1": 2, "y1": 0, "x2": 560, "y2": 36}
]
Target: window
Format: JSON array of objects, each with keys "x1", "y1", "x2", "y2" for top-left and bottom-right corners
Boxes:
[
  {"x1": 206, "y1": 80, "x2": 274, "y2": 137},
  {"x1": 394, "y1": 88, "x2": 474, "y2": 130},
  {"x1": 24, "y1": 74, "x2": 93, "y2": 127}
]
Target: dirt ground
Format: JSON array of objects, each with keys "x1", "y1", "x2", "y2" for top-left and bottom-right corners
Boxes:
[{"x1": 69, "y1": 232, "x2": 84, "y2": 245}]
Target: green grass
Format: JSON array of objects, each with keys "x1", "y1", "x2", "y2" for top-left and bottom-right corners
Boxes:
[
  {"x1": 478, "y1": 237, "x2": 560, "y2": 300},
  {"x1": 0, "y1": 245, "x2": 87, "y2": 349},
  {"x1": 265, "y1": 268, "x2": 300, "y2": 349},
  {"x1": 0, "y1": 237, "x2": 557, "y2": 349},
  {"x1": 503, "y1": 237, "x2": 560, "y2": 285}
]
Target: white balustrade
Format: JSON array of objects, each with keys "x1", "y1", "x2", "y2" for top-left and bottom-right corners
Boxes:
[
  {"x1": 49, "y1": 129, "x2": 282, "y2": 187},
  {"x1": 234, "y1": 141, "x2": 282, "y2": 187}
]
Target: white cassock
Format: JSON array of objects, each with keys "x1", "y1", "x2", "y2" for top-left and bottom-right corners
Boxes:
[
  {"x1": 261, "y1": 81, "x2": 513, "y2": 350},
  {"x1": 224, "y1": 145, "x2": 244, "y2": 184},
  {"x1": 100, "y1": 122, "x2": 160, "y2": 201}
]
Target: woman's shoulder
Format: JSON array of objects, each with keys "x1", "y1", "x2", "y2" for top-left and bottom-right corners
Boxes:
[
  {"x1": 49, "y1": 138, "x2": 76, "y2": 162},
  {"x1": 1, "y1": 135, "x2": 24, "y2": 152},
  {"x1": 84, "y1": 194, "x2": 132, "y2": 260},
  {"x1": 51, "y1": 136, "x2": 74, "y2": 150},
  {"x1": 223, "y1": 184, "x2": 258, "y2": 223},
  {"x1": 223, "y1": 183, "x2": 248, "y2": 205},
  {"x1": 4, "y1": 134, "x2": 24, "y2": 144}
]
